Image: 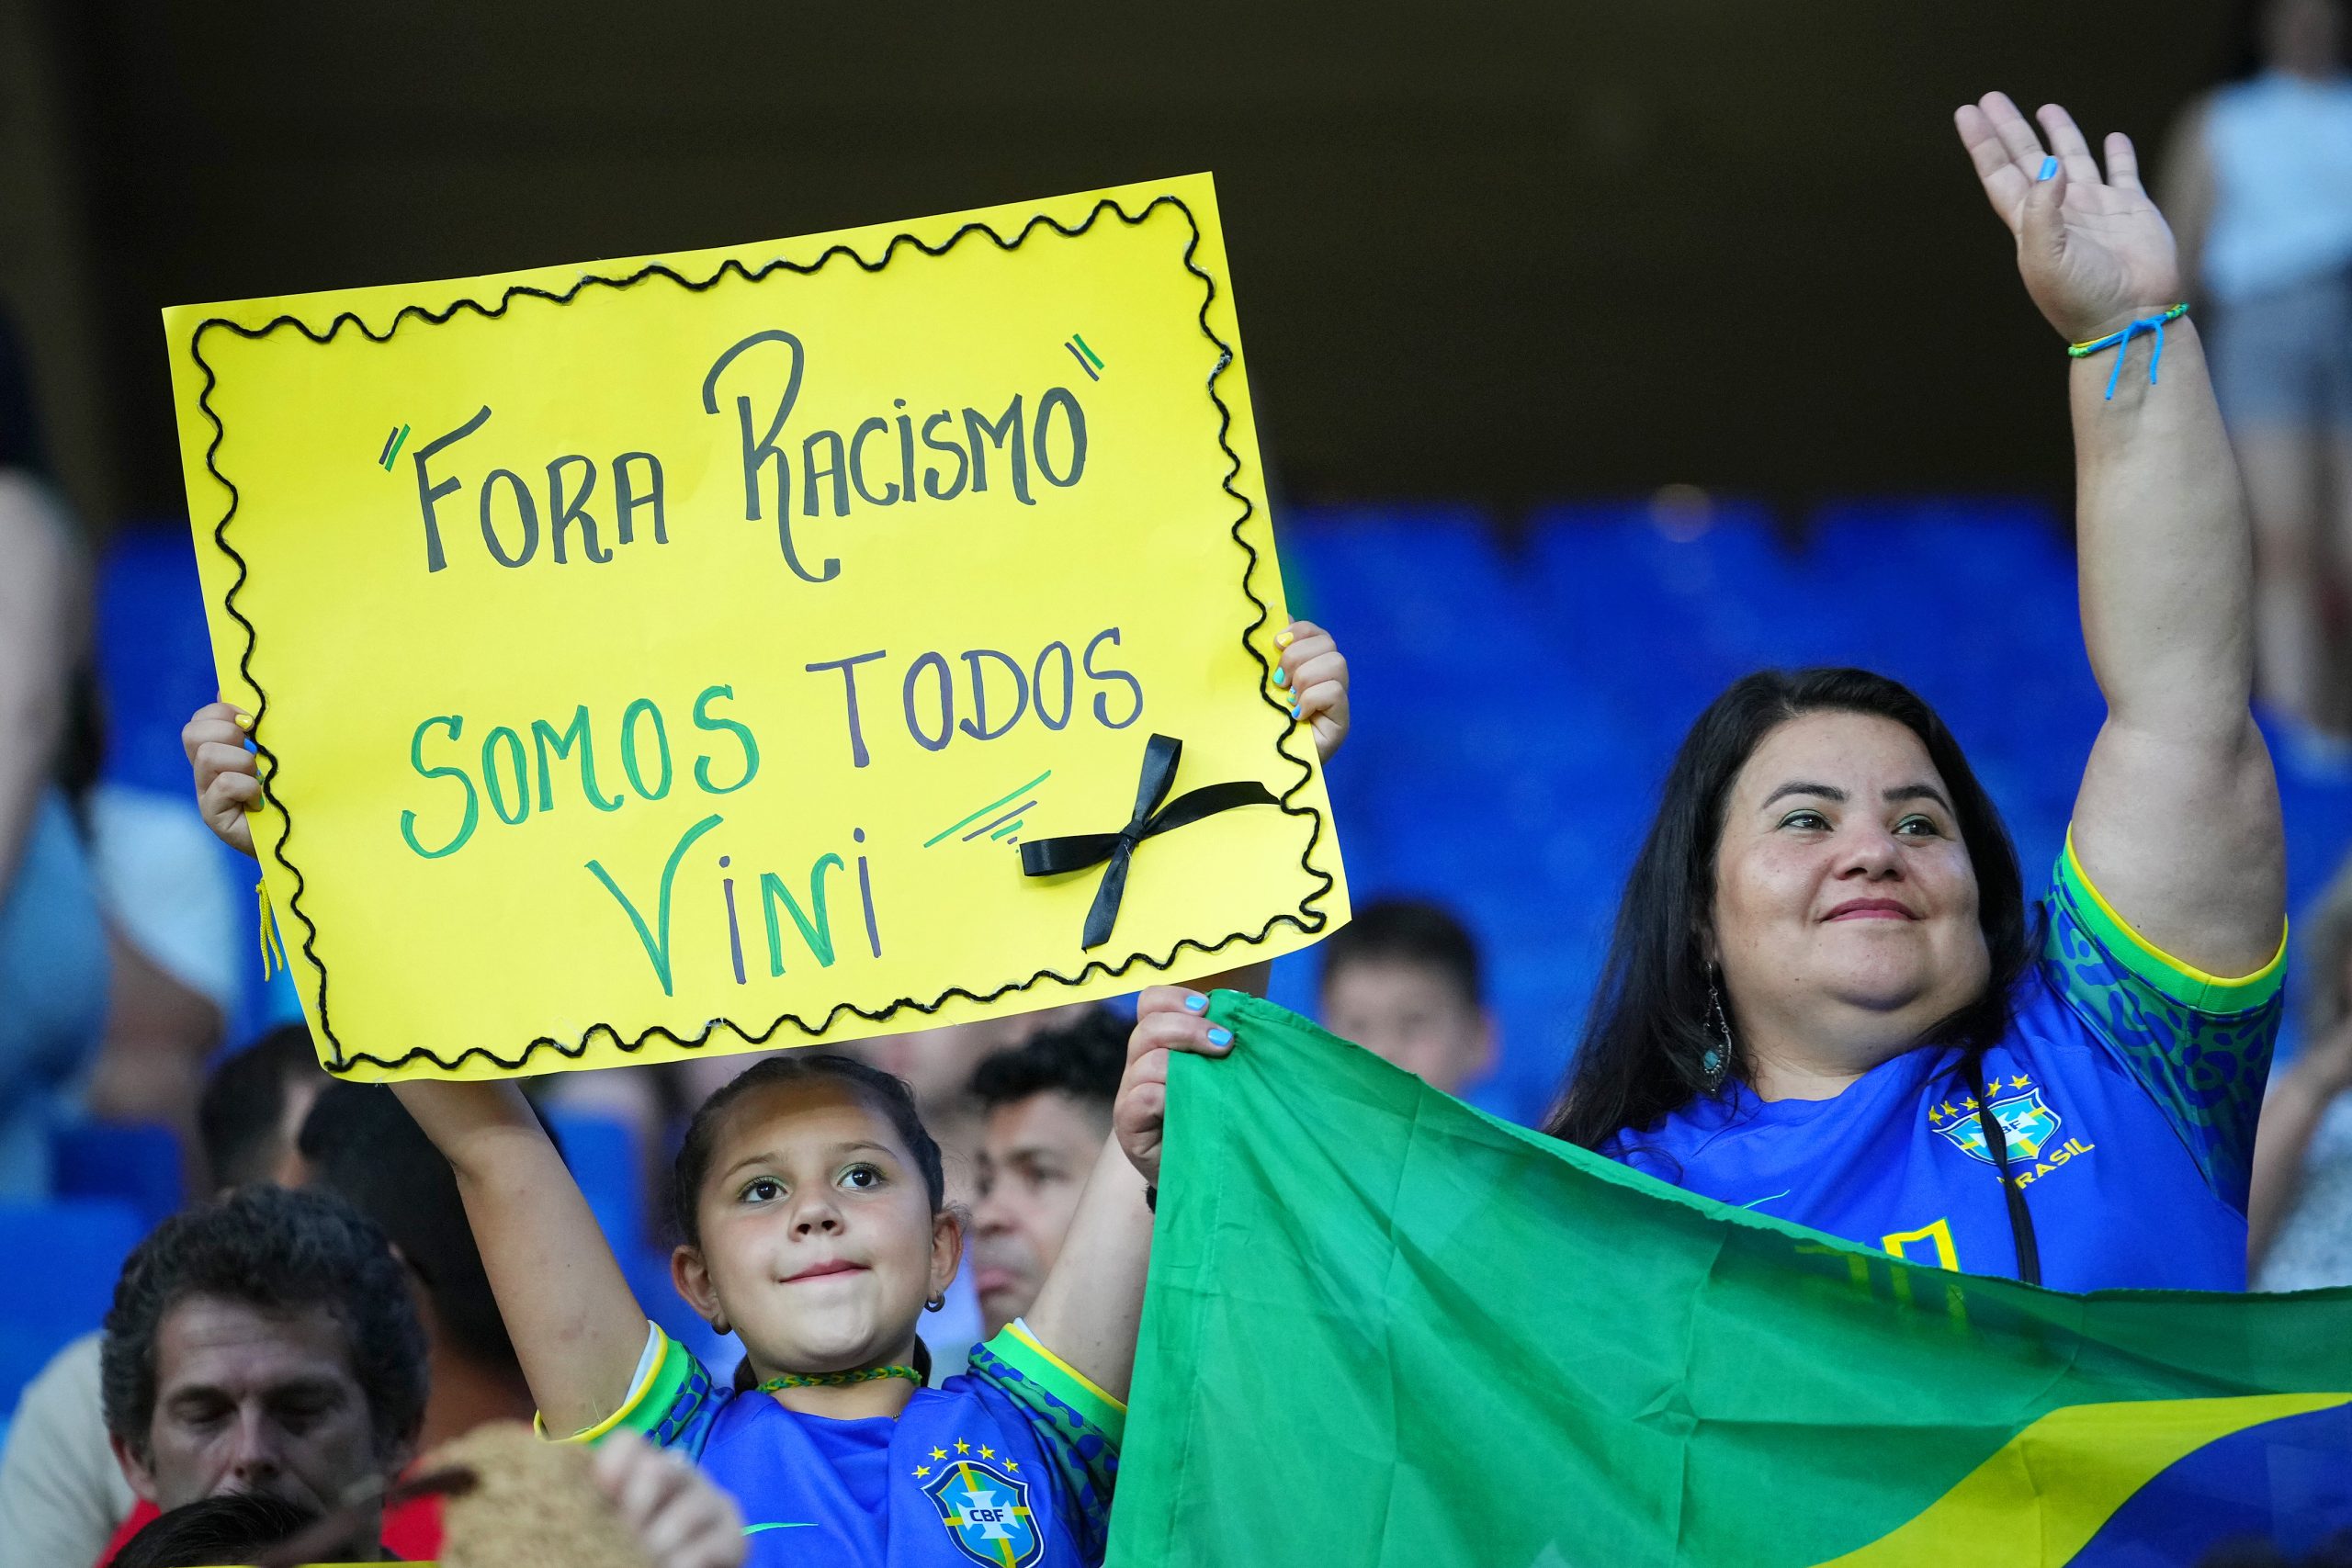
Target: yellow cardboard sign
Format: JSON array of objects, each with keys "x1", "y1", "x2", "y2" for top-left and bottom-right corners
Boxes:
[{"x1": 163, "y1": 175, "x2": 1345, "y2": 1079}]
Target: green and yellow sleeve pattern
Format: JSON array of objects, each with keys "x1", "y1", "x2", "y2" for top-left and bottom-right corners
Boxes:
[
  {"x1": 536, "y1": 1323, "x2": 719, "y2": 1459},
  {"x1": 2041, "y1": 833, "x2": 2285, "y2": 1208}
]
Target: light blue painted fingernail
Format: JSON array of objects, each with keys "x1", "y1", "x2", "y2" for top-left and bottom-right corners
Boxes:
[
  {"x1": 1183, "y1": 994, "x2": 1207, "y2": 1012},
  {"x1": 2037, "y1": 155, "x2": 2059, "y2": 182},
  {"x1": 1273, "y1": 669, "x2": 1289, "y2": 688},
  {"x1": 1206, "y1": 1027, "x2": 1232, "y2": 1047},
  {"x1": 1290, "y1": 703, "x2": 1300, "y2": 717}
]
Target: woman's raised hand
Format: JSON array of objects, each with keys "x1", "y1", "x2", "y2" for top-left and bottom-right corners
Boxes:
[
  {"x1": 183, "y1": 701, "x2": 259, "y2": 858},
  {"x1": 1955, "y1": 93, "x2": 2183, "y2": 342},
  {"x1": 1115, "y1": 986, "x2": 1238, "y2": 1185}
]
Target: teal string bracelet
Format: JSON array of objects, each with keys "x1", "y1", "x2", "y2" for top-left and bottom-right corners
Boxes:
[
  {"x1": 758, "y1": 1364, "x2": 922, "y2": 1393},
  {"x1": 2066, "y1": 302, "x2": 2190, "y2": 400}
]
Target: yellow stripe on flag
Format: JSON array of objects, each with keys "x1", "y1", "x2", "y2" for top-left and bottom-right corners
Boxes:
[{"x1": 1820, "y1": 1393, "x2": 2351, "y2": 1567}]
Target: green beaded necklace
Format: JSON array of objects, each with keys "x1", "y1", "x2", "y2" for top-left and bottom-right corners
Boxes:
[{"x1": 757, "y1": 1364, "x2": 922, "y2": 1393}]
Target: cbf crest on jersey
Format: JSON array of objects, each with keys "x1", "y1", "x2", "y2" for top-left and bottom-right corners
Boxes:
[
  {"x1": 1928, "y1": 1078, "x2": 2061, "y2": 1165},
  {"x1": 920, "y1": 1450, "x2": 1042, "y2": 1567}
]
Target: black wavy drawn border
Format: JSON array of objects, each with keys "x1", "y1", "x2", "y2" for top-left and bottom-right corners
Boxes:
[{"x1": 190, "y1": 192, "x2": 1339, "y2": 1074}]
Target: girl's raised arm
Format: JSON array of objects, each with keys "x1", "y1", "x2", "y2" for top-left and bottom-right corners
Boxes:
[
  {"x1": 391, "y1": 1077, "x2": 653, "y2": 1437},
  {"x1": 1012, "y1": 1131, "x2": 1159, "y2": 1401},
  {"x1": 184, "y1": 699, "x2": 651, "y2": 1436},
  {"x1": 1955, "y1": 94, "x2": 2285, "y2": 975},
  {"x1": 1013, "y1": 986, "x2": 1230, "y2": 1401}
]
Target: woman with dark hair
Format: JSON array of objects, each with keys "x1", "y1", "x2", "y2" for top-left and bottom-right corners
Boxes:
[
  {"x1": 1130, "y1": 92, "x2": 2289, "y2": 1295},
  {"x1": 1546, "y1": 668, "x2": 2030, "y2": 1151},
  {"x1": 1541, "y1": 95, "x2": 2289, "y2": 1292}
]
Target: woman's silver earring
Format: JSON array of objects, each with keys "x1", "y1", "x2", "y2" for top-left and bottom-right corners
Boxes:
[
  {"x1": 926, "y1": 1292, "x2": 945, "y2": 1314},
  {"x1": 1703, "y1": 972, "x2": 1733, "y2": 1092}
]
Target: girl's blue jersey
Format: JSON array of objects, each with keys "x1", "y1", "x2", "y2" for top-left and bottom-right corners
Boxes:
[
  {"x1": 562, "y1": 1319, "x2": 1121, "y2": 1567},
  {"x1": 1605, "y1": 838, "x2": 2285, "y2": 1292}
]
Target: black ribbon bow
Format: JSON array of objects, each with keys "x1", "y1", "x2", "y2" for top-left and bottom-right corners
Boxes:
[{"x1": 1019, "y1": 733, "x2": 1279, "y2": 950}]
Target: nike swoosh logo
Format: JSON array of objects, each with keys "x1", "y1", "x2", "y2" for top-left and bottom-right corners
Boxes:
[{"x1": 743, "y1": 1521, "x2": 818, "y2": 1534}]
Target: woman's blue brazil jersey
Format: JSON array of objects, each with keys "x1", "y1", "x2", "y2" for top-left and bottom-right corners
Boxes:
[
  {"x1": 1605, "y1": 838, "x2": 2285, "y2": 1292},
  {"x1": 560, "y1": 1319, "x2": 1121, "y2": 1567}
]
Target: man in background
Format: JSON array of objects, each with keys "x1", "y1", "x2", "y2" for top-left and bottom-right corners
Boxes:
[
  {"x1": 0, "y1": 1026, "x2": 326, "y2": 1568},
  {"x1": 1317, "y1": 898, "x2": 1495, "y2": 1098},
  {"x1": 94, "y1": 1077, "x2": 543, "y2": 1562},
  {"x1": 99, "y1": 1185, "x2": 428, "y2": 1562},
  {"x1": 196, "y1": 1023, "x2": 327, "y2": 1189},
  {"x1": 852, "y1": 1002, "x2": 1101, "y2": 1207},
  {"x1": 967, "y1": 1011, "x2": 1127, "y2": 1339}
]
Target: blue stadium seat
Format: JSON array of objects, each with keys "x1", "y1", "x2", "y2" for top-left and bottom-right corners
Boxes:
[
  {"x1": 96, "y1": 522, "x2": 277, "y2": 1042},
  {"x1": 1527, "y1": 499, "x2": 1834, "y2": 735},
  {"x1": 0, "y1": 1201, "x2": 145, "y2": 1416},
  {"x1": 1294, "y1": 491, "x2": 2335, "y2": 1127},
  {"x1": 2275, "y1": 742, "x2": 2352, "y2": 912},
  {"x1": 81, "y1": 497, "x2": 2351, "y2": 1152},
  {"x1": 1262, "y1": 950, "x2": 1321, "y2": 1024},
  {"x1": 544, "y1": 1108, "x2": 647, "y2": 1258},
  {"x1": 1808, "y1": 497, "x2": 2069, "y2": 594},
  {"x1": 1282, "y1": 505, "x2": 1521, "y2": 714},
  {"x1": 1802, "y1": 499, "x2": 2082, "y2": 675},
  {"x1": 51, "y1": 1122, "x2": 184, "y2": 1230},
  {"x1": 95, "y1": 525, "x2": 222, "y2": 801}
]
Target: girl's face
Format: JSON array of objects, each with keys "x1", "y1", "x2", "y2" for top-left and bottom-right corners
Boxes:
[{"x1": 676, "y1": 1080, "x2": 961, "y2": 1378}]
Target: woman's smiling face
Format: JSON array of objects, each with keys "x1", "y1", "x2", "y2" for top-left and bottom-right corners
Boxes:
[
  {"x1": 1711, "y1": 710, "x2": 1991, "y2": 1085},
  {"x1": 686, "y1": 1078, "x2": 959, "y2": 1377}
]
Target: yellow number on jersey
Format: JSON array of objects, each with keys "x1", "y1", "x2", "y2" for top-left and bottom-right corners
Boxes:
[{"x1": 1882, "y1": 1218, "x2": 1960, "y2": 1272}]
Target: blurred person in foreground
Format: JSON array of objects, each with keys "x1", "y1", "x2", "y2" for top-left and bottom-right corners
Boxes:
[
  {"x1": 0, "y1": 1025, "x2": 328, "y2": 1568},
  {"x1": 1317, "y1": 898, "x2": 1496, "y2": 1098},
  {"x1": 98, "y1": 1184, "x2": 428, "y2": 1562},
  {"x1": 107, "y1": 1492, "x2": 316, "y2": 1568},
  {"x1": 2165, "y1": 0, "x2": 2352, "y2": 769},
  {"x1": 0, "y1": 462, "x2": 107, "y2": 1194},
  {"x1": 967, "y1": 1011, "x2": 1127, "y2": 1337},
  {"x1": 2250, "y1": 853, "x2": 2352, "y2": 1285},
  {"x1": 111, "y1": 1427, "x2": 744, "y2": 1568},
  {"x1": 425, "y1": 1424, "x2": 744, "y2": 1568},
  {"x1": 0, "y1": 310, "x2": 232, "y2": 1190}
]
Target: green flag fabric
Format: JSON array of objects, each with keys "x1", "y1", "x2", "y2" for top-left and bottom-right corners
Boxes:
[{"x1": 1109, "y1": 995, "x2": 2352, "y2": 1566}]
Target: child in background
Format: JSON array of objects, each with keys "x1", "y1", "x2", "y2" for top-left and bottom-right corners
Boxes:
[
  {"x1": 1317, "y1": 898, "x2": 1495, "y2": 1098},
  {"x1": 182, "y1": 620, "x2": 1350, "y2": 1567}
]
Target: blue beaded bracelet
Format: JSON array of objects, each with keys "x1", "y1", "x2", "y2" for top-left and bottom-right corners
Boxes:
[{"x1": 2066, "y1": 302, "x2": 2190, "y2": 400}]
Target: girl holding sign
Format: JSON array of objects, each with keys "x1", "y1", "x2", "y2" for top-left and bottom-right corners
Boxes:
[{"x1": 183, "y1": 621, "x2": 1350, "y2": 1568}]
